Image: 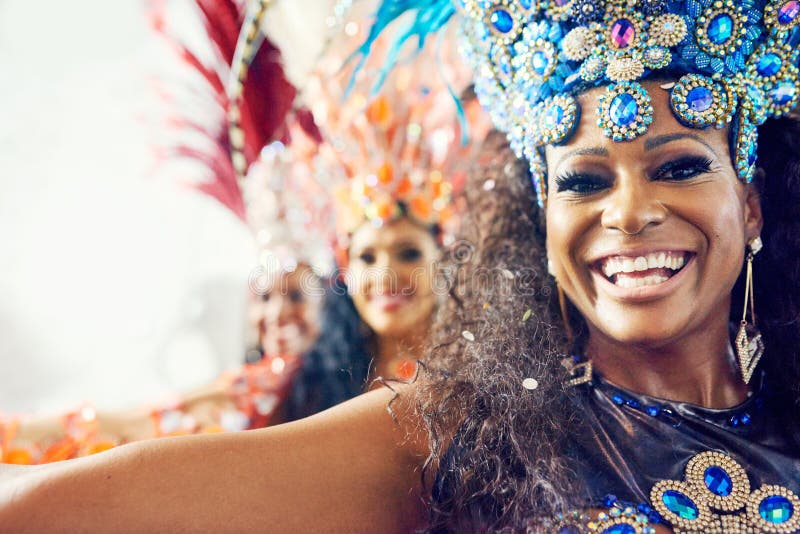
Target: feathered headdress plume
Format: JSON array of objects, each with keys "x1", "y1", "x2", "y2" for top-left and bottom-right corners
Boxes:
[{"x1": 148, "y1": 0, "x2": 302, "y2": 219}]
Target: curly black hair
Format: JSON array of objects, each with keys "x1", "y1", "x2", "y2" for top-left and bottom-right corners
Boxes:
[
  {"x1": 283, "y1": 278, "x2": 375, "y2": 421},
  {"x1": 413, "y1": 113, "x2": 800, "y2": 531}
]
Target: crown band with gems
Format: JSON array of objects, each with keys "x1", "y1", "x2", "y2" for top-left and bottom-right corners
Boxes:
[{"x1": 359, "y1": 0, "x2": 800, "y2": 206}]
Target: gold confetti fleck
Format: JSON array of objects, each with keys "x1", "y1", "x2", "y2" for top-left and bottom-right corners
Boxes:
[
  {"x1": 522, "y1": 309, "x2": 532, "y2": 322},
  {"x1": 483, "y1": 303, "x2": 490, "y2": 310},
  {"x1": 462, "y1": 330, "x2": 475, "y2": 342}
]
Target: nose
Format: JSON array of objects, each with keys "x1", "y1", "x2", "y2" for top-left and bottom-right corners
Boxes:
[
  {"x1": 600, "y1": 172, "x2": 668, "y2": 235},
  {"x1": 366, "y1": 252, "x2": 399, "y2": 294},
  {"x1": 263, "y1": 295, "x2": 293, "y2": 326}
]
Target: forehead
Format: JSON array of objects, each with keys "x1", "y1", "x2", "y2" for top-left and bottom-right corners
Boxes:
[
  {"x1": 545, "y1": 80, "x2": 731, "y2": 171},
  {"x1": 349, "y1": 217, "x2": 434, "y2": 250}
]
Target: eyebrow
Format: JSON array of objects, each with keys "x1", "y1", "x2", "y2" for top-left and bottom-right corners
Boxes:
[
  {"x1": 644, "y1": 133, "x2": 719, "y2": 155},
  {"x1": 555, "y1": 146, "x2": 609, "y2": 169}
]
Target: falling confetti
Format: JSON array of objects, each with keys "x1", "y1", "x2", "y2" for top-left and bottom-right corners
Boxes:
[
  {"x1": 462, "y1": 330, "x2": 475, "y2": 342},
  {"x1": 483, "y1": 179, "x2": 496, "y2": 191},
  {"x1": 522, "y1": 378, "x2": 539, "y2": 390},
  {"x1": 483, "y1": 303, "x2": 490, "y2": 310},
  {"x1": 522, "y1": 309, "x2": 532, "y2": 322},
  {"x1": 502, "y1": 269, "x2": 515, "y2": 280}
]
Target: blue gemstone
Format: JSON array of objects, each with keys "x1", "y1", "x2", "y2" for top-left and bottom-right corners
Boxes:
[
  {"x1": 543, "y1": 105, "x2": 564, "y2": 129},
  {"x1": 707, "y1": 14, "x2": 734, "y2": 45},
  {"x1": 730, "y1": 415, "x2": 740, "y2": 426},
  {"x1": 532, "y1": 51, "x2": 550, "y2": 76},
  {"x1": 772, "y1": 82, "x2": 796, "y2": 105},
  {"x1": 518, "y1": 0, "x2": 533, "y2": 9},
  {"x1": 759, "y1": 495, "x2": 794, "y2": 523},
  {"x1": 757, "y1": 54, "x2": 783, "y2": 77},
  {"x1": 740, "y1": 412, "x2": 752, "y2": 424},
  {"x1": 490, "y1": 9, "x2": 514, "y2": 33},
  {"x1": 612, "y1": 394, "x2": 626, "y2": 405},
  {"x1": 646, "y1": 406, "x2": 661, "y2": 417},
  {"x1": 704, "y1": 466, "x2": 733, "y2": 496},
  {"x1": 602, "y1": 525, "x2": 636, "y2": 534},
  {"x1": 662, "y1": 490, "x2": 699, "y2": 520},
  {"x1": 626, "y1": 398, "x2": 641, "y2": 409},
  {"x1": 610, "y1": 93, "x2": 639, "y2": 127},
  {"x1": 686, "y1": 86, "x2": 714, "y2": 112},
  {"x1": 604, "y1": 494, "x2": 618, "y2": 507}
]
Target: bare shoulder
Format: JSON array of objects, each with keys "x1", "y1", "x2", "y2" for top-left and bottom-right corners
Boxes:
[{"x1": 0, "y1": 386, "x2": 429, "y2": 533}]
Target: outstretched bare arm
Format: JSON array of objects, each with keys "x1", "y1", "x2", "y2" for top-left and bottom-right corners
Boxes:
[{"x1": 0, "y1": 387, "x2": 428, "y2": 533}]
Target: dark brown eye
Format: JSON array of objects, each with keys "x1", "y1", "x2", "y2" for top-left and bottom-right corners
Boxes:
[
  {"x1": 398, "y1": 247, "x2": 422, "y2": 262},
  {"x1": 652, "y1": 156, "x2": 714, "y2": 181},
  {"x1": 358, "y1": 252, "x2": 376, "y2": 264}
]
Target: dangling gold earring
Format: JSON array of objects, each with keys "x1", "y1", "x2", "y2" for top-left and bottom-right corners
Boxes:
[
  {"x1": 557, "y1": 283, "x2": 574, "y2": 342},
  {"x1": 735, "y1": 236, "x2": 765, "y2": 384}
]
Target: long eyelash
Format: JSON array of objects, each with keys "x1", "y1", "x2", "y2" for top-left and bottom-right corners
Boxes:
[
  {"x1": 554, "y1": 171, "x2": 610, "y2": 193},
  {"x1": 653, "y1": 156, "x2": 714, "y2": 180}
]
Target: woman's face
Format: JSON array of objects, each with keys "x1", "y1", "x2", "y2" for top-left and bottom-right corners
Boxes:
[
  {"x1": 258, "y1": 264, "x2": 323, "y2": 356},
  {"x1": 347, "y1": 217, "x2": 440, "y2": 338},
  {"x1": 544, "y1": 80, "x2": 762, "y2": 348}
]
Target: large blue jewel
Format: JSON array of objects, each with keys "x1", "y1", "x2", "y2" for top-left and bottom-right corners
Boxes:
[
  {"x1": 772, "y1": 82, "x2": 796, "y2": 105},
  {"x1": 518, "y1": 0, "x2": 533, "y2": 9},
  {"x1": 544, "y1": 105, "x2": 565, "y2": 129},
  {"x1": 756, "y1": 54, "x2": 782, "y2": 77},
  {"x1": 610, "y1": 93, "x2": 639, "y2": 127},
  {"x1": 532, "y1": 50, "x2": 550, "y2": 76},
  {"x1": 759, "y1": 495, "x2": 794, "y2": 523},
  {"x1": 686, "y1": 86, "x2": 714, "y2": 112},
  {"x1": 490, "y1": 9, "x2": 514, "y2": 33},
  {"x1": 704, "y1": 466, "x2": 733, "y2": 497},
  {"x1": 601, "y1": 525, "x2": 636, "y2": 534},
  {"x1": 707, "y1": 13, "x2": 734, "y2": 45},
  {"x1": 662, "y1": 490, "x2": 699, "y2": 520}
]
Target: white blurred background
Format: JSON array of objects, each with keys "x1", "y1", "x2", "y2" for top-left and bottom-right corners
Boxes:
[{"x1": 0, "y1": 0, "x2": 258, "y2": 414}]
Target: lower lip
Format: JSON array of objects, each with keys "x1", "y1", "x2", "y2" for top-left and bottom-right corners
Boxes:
[
  {"x1": 591, "y1": 256, "x2": 696, "y2": 303},
  {"x1": 371, "y1": 295, "x2": 412, "y2": 312}
]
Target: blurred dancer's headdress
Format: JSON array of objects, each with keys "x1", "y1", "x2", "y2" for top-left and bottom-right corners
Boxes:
[
  {"x1": 227, "y1": 1, "x2": 491, "y2": 255},
  {"x1": 152, "y1": 0, "x2": 338, "y2": 277}
]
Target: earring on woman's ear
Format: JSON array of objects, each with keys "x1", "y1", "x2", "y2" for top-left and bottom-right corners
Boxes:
[
  {"x1": 736, "y1": 236, "x2": 764, "y2": 384},
  {"x1": 557, "y1": 283, "x2": 574, "y2": 342}
]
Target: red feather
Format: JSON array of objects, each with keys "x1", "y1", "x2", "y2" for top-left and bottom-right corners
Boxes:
[{"x1": 147, "y1": 0, "x2": 299, "y2": 219}]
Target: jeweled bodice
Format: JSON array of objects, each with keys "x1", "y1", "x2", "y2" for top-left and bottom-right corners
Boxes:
[{"x1": 433, "y1": 374, "x2": 800, "y2": 532}]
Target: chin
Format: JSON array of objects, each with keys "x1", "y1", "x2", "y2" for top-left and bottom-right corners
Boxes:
[{"x1": 592, "y1": 314, "x2": 690, "y2": 348}]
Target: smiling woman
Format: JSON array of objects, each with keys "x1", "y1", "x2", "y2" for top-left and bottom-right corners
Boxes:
[{"x1": 1, "y1": 0, "x2": 800, "y2": 532}]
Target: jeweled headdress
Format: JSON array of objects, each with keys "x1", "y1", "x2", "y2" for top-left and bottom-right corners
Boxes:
[
  {"x1": 243, "y1": 124, "x2": 337, "y2": 279},
  {"x1": 358, "y1": 0, "x2": 800, "y2": 206},
  {"x1": 301, "y1": 5, "x2": 492, "y2": 244}
]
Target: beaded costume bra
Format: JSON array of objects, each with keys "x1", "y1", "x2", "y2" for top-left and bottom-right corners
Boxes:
[{"x1": 434, "y1": 373, "x2": 800, "y2": 533}]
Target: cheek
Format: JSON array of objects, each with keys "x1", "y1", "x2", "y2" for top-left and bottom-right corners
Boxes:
[{"x1": 545, "y1": 205, "x2": 595, "y2": 281}]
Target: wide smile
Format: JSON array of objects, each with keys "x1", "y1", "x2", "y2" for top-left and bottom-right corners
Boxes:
[
  {"x1": 590, "y1": 250, "x2": 696, "y2": 301},
  {"x1": 369, "y1": 292, "x2": 414, "y2": 313}
]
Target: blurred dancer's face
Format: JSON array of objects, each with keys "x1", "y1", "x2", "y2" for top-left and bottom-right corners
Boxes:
[
  {"x1": 258, "y1": 264, "x2": 323, "y2": 356},
  {"x1": 347, "y1": 217, "x2": 440, "y2": 338}
]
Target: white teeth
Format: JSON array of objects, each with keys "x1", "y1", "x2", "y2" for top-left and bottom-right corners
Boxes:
[
  {"x1": 622, "y1": 258, "x2": 636, "y2": 273},
  {"x1": 615, "y1": 273, "x2": 670, "y2": 288},
  {"x1": 599, "y1": 251, "x2": 689, "y2": 278}
]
